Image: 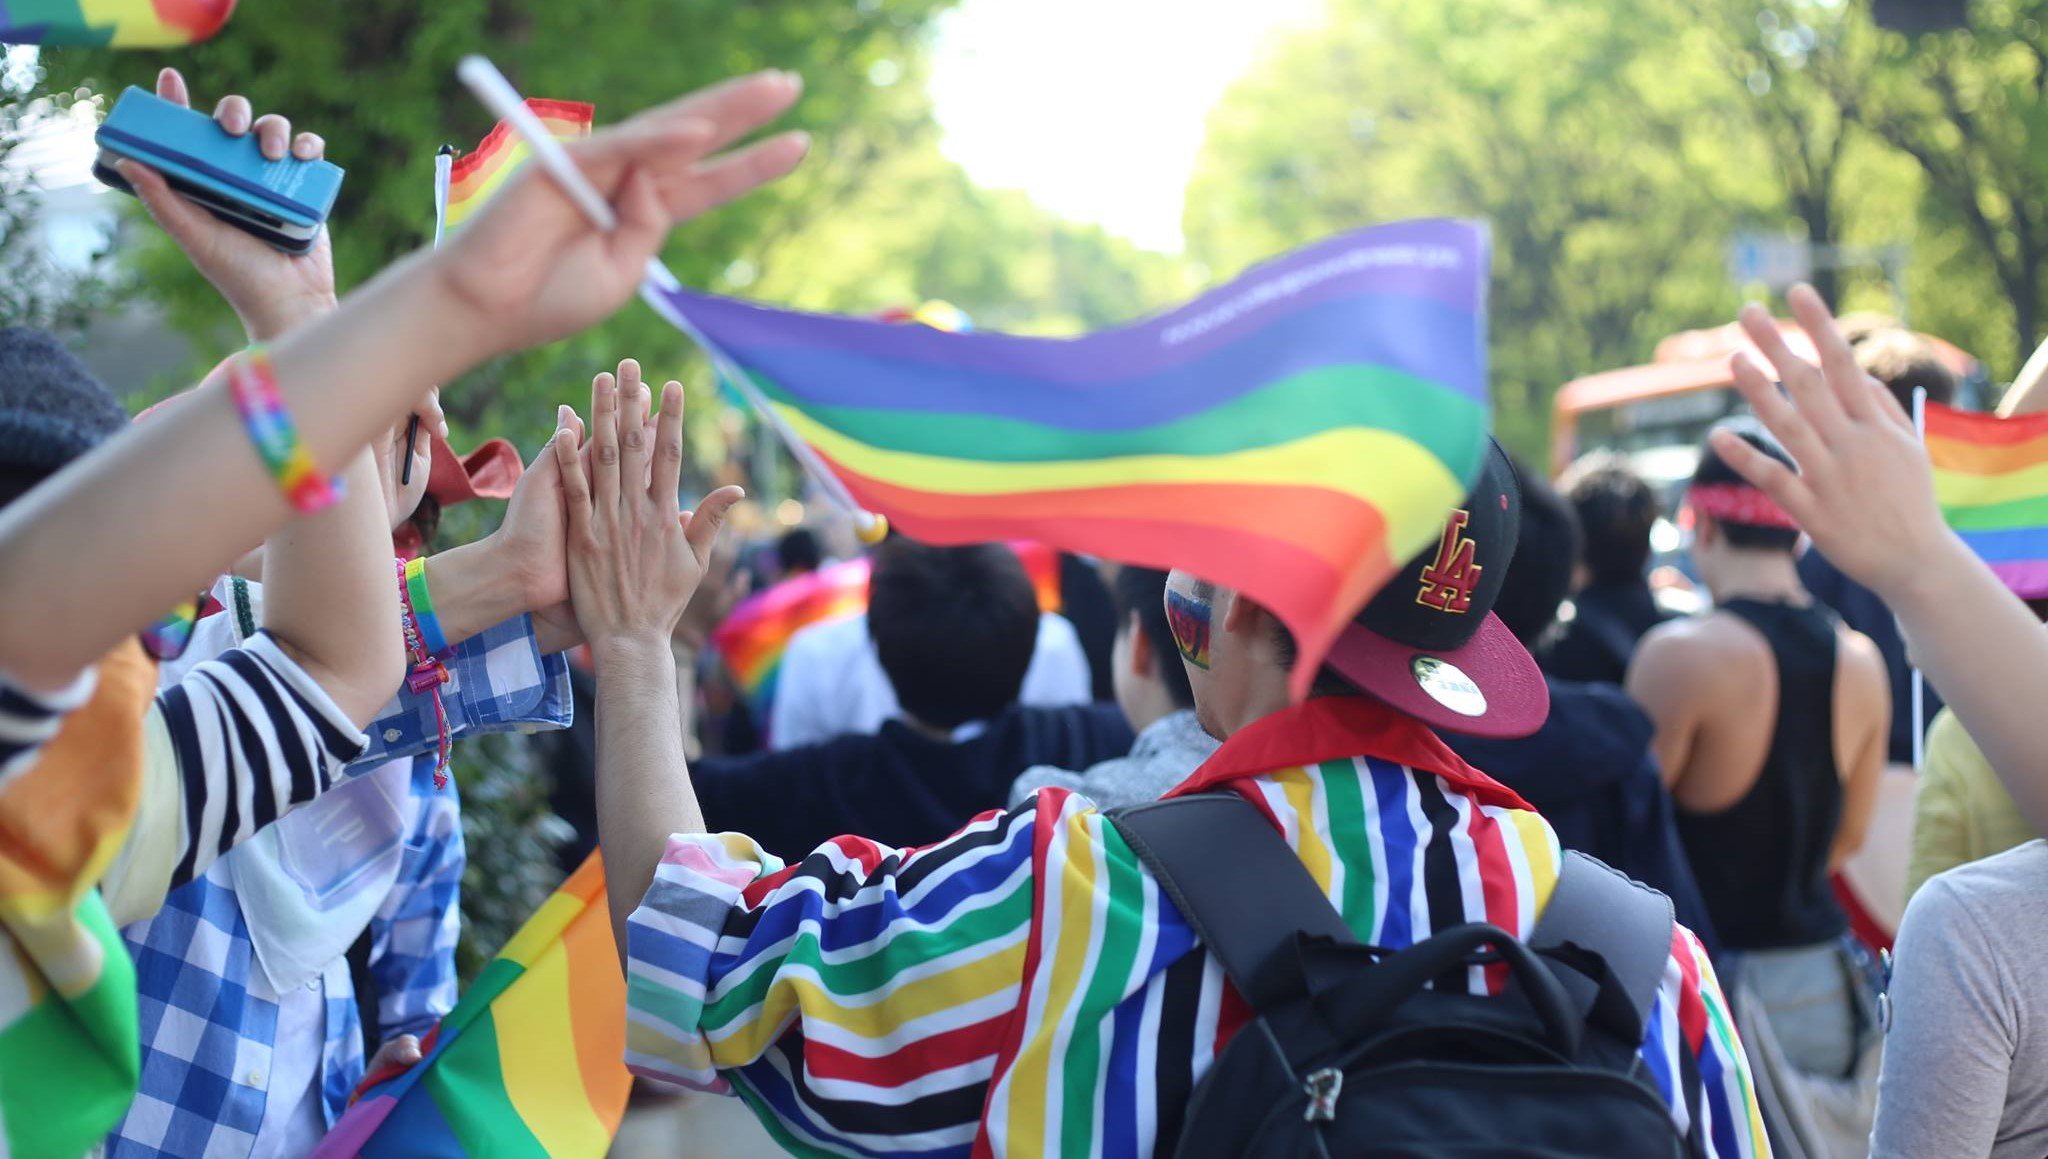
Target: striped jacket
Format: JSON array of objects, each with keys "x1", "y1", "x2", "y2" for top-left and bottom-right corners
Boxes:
[{"x1": 625, "y1": 696, "x2": 1768, "y2": 1157}]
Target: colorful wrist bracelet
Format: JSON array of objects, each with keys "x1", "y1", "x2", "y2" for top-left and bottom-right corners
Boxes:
[
  {"x1": 402, "y1": 557, "x2": 450, "y2": 656},
  {"x1": 395, "y1": 558, "x2": 453, "y2": 788},
  {"x1": 140, "y1": 596, "x2": 202, "y2": 662},
  {"x1": 226, "y1": 346, "x2": 341, "y2": 514}
]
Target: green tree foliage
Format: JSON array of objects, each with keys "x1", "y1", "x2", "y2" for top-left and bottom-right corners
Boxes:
[{"x1": 1185, "y1": 0, "x2": 2048, "y2": 455}]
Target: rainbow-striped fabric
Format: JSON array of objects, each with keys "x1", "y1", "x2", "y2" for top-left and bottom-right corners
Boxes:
[
  {"x1": 711, "y1": 542, "x2": 1062, "y2": 712},
  {"x1": 312, "y1": 852, "x2": 630, "y2": 1158},
  {"x1": 0, "y1": 641, "x2": 155, "y2": 1156},
  {"x1": 0, "y1": 0, "x2": 232, "y2": 45},
  {"x1": 622, "y1": 696, "x2": 1766, "y2": 1157},
  {"x1": 646, "y1": 219, "x2": 1491, "y2": 696},
  {"x1": 443, "y1": 99, "x2": 594, "y2": 231},
  {"x1": 1928, "y1": 402, "x2": 2048, "y2": 597}
]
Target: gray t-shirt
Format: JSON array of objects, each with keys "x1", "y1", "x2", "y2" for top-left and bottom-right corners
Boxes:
[{"x1": 1874, "y1": 839, "x2": 2048, "y2": 1158}]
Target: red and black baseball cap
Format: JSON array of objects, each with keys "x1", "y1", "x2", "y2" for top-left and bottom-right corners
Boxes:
[{"x1": 1324, "y1": 438, "x2": 1549, "y2": 739}]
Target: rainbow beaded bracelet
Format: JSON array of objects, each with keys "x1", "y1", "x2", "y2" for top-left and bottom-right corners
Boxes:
[{"x1": 226, "y1": 346, "x2": 341, "y2": 514}]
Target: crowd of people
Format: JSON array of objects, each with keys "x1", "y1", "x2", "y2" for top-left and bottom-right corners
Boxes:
[{"x1": 9, "y1": 60, "x2": 2048, "y2": 1159}]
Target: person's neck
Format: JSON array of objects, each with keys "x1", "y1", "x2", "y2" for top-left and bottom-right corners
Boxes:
[
  {"x1": 1707, "y1": 550, "x2": 1806, "y2": 606},
  {"x1": 901, "y1": 713, "x2": 958, "y2": 742}
]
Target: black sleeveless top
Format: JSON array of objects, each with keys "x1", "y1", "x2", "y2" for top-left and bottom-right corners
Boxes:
[{"x1": 1673, "y1": 598, "x2": 1848, "y2": 951}]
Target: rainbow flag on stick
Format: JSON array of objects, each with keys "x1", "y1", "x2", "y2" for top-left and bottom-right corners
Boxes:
[
  {"x1": 712, "y1": 542, "x2": 1061, "y2": 713},
  {"x1": 443, "y1": 99, "x2": 593, "y2": 231},
  {"x1": 1928, "y1": 401, "x2": 2048, "y2": 597},
  {"x1": 311, "y1": 853, "x2": 630, "y2": 1158},
  {"x1": 648, "y1": 220, "x2": 1492, "y2": 695},
  {"x1": 0, "y1": 0, "x2": 232, "y2": 45}
]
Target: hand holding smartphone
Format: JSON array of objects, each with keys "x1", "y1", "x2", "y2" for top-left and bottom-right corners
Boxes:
[{"x1": 95, "y1": 85, "x2": 344, "y2": 255}]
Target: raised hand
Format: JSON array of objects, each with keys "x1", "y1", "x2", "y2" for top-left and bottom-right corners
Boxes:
[
  {"x1": 1710, "y1": 284, "x2": 1954, "y2": 603},
  {"x1": 116, "y1": 68, "x2": 338, "y2": 342},
  {"x1": 556, "y1": 367, "x2": 743, "y2": 654},
  {"x1": 433, "y1": 72, "x2": 808, "y2": 358}
]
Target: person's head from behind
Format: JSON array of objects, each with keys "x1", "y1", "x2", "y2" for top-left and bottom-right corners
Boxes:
[
  {"x1": 1491, "y1": 461, "x2": 1582, "y2": 650},
  {"x1": 1166, "y1": 439, "x2": 1550, "y2": 743},
  {"x1": 868, "y1": 538, "x2": 1039, "y2": 732},
  {"x1": 778, "y1": 527, "x2": 822, "y2": 577},
  {"x1": 1688, "y1": 417, "x2": 1801, "y2": 592},
  {"x1": 0, "y1": 328, "x2": 130, "y2": 511},
  {"x1": 1107, "y1": 565, "x2": 1196, "y2": 734},
  {"x1": 1560, "y1": 451, "x2": 1659, "y2": 591},
  {"x1": 1854, "y1": 327, "x2": 1955, "y2": 413}
]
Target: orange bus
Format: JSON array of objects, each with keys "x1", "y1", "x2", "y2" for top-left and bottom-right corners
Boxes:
[{"x1": 1550, "y1": 319, "x2": 1984, "y2": 482}]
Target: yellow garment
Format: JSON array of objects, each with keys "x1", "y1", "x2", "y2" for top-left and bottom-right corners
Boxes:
[{"x1": 1906, "y1": 707, "x2": 2042, "y2": 900}]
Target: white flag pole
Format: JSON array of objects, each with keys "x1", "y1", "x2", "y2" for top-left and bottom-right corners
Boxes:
[
  {"x1": 1911, "y1": 385, "x2": 1928, "y2": 773},
  {"x1": 400, "y1": 146, "x2": 459, "y2": 486},
  {"x1": 454, "y1": 56, "x2": 886, "y2": 543}
]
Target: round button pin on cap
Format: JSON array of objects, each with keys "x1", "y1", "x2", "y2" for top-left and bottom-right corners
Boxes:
[{"x1": 1410, "y1": 656, "x2": 1487, "y2": 717}]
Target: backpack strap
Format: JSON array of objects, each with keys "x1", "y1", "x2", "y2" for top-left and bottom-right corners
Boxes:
[
  {"x1": 1529, "y1": 850, "x2": 1675, "y2": 1042},
  {"x1": 1109, "y1": 793, "x2": 1354, "y2": 1010}
]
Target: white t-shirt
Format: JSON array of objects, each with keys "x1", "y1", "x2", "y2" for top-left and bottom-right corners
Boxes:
[{"x1": 768, "y1": 612, "x2": 1092, "y2": 750}]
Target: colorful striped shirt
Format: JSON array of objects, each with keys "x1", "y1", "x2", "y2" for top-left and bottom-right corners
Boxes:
[{"x1": 625, "y1": 696, "x2": 1767, "y2": 1157}]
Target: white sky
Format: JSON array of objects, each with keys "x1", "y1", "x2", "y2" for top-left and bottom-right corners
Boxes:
[{"x1": 927, "y1": 0, "x2": 1323, "y2": 254}]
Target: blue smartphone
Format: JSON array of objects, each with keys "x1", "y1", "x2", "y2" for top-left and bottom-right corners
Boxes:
[{"x1": 94, "y1": 86, "x2": 344, "y2": 255}]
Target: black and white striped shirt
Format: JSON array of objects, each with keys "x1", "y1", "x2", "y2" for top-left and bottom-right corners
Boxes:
[
  {"x1": 153, "y1": 629, "x2": 368, "y2": 888},
  {"x1": 1, "y1": 631, "x2": 369, "y2": 919},
  {"x1": 0, "y1": 667, "x2": 96, "y2": 786}
]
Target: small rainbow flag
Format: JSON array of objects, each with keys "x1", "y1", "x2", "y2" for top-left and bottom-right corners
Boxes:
[
  {"x1": 311, "y1": 852, "x2": 630, "y2": 1159},
  {"x1": 0, "y1": 0, "x2": 232, "y2": 46},
  {"x1": 443, "y1": 99, "x2": 594, "y2": 231},
  {"x1": 649, "y1": 220, "x2": 1491, "y2": 695},
  {"x1": 1928, "y1": 401, "x2": 2048, "y2": 597},
  {"x1": 711, "y1": 542, "x2": 1062, "y2": 713}
]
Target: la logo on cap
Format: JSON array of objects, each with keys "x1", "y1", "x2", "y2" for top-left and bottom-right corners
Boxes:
[{"x1": 1416, "y1": 510, "x2": 1482, "y2": 614}]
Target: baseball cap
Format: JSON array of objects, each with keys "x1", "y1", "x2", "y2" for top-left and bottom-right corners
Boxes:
[{"x1": 1324, "y1": 438, "x2": 1549, "y2": 739}]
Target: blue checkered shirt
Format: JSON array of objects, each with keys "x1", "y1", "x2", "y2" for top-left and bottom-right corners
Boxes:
[{"x1": 106, "y1": 615, "x2": 571, "y2": 1159}]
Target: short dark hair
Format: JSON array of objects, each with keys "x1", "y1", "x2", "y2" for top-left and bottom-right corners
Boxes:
[
  {"x1": 0, "y1": 328, "x2": 128, "y2": 508},
  {"x1": 1855, "y1": 328, "x2": 1956, "y2": 411},
  {"x1": 868, "y1": 540, "x2": 1039, "y2": 730},
  {"x1": 1693, "y1": 417, "x2": 1800, "y2": 552},
  {"x1": 777, "y1": 527, "x2": 822, "y2": 575},
  {"x1": 1112, "y1": 567, "x2": 1195, "y2": 709},
  {"x1": 1563, "y1": 452, "x2": 1660, "y2": 587},
  {"x1": 1493, "y1": 460, "x2": 1581, "y2": 647}
]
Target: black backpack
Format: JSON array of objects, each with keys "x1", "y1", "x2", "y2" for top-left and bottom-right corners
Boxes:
[{"x1": 1108, "y1": 793, "x2": 1695, "y2": 1158}]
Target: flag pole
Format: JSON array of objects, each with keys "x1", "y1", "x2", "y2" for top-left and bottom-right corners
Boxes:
[
  {"x1": 451, "y1": 59, "x2": 887, "y2": 541},
  {"x1": 1911, "y1": 385, "x2": 1928, "y2": 773},
  {"x1": 400, "y1": 146, "x2": 457, "y2": 486}
]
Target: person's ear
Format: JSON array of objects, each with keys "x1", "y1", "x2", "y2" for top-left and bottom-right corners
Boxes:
[
  {"x1": 1125, "y1": 610, "x2": 1153, "y2": 676},
  {"x1": 1219, "y1": 589, "x2": 1268, "y2": 636}
]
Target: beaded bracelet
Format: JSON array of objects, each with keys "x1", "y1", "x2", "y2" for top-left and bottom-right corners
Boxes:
[
  {"x1": 402, "y1": 557, "x2": 450, "y2": 656},
  {"x1": 226, "y1": 346, "x2": 341, "y2": 514},
  {"x1": 395, "y1": 558, "x2": 452, "y2": 788}
]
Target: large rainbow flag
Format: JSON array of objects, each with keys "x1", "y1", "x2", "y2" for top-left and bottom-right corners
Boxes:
[
  {"x1": 712, "y1": 541, "x2": 1061, "y2": 714},
  {"x1": 310, "y1": 853, "x2": 630, "y2": 1159},
  {"x1": 443, "y1": 99, "x2": 594, "y2": 231},
  {"x1": 648, "y1": 219, "x2": 1492, "y2": 695},
  {"x1": 0, "y1": 0, "x2": 231, "y2": 46},
  {"x1": 1928, "y1": 401, "x2": 2048, "y2": 597}
]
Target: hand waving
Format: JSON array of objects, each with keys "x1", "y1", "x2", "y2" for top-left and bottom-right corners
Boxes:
[
  {"x1": 434, "y1": 73, "x2": 807, "y2": 358},
  {"x1": 117, "y1": 68, "x2": 338, "y2": 341},
  {"x1": 1710, "y1": 284, "x2": 1954, "y2": 601},
  {"x1": 557, "y1": 365, "x2": 743, "y2": 655}
]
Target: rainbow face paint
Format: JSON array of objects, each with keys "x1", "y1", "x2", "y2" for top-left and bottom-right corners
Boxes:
[
  {"x1": 1165, "y1": 589, "x2": 1212, "y2": 670},
  {"x1": 141, "y1": 596, "x2": 201, "y2": 662}
]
